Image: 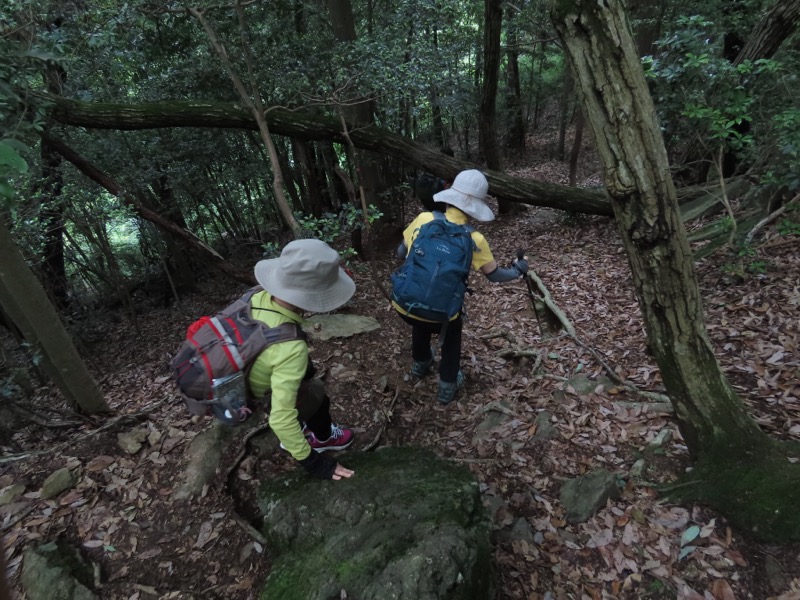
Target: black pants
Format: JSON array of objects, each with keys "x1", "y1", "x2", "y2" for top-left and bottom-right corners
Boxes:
[
  {"x1": 400, "y1": 313, "x2": 462, "y2": 383},
  {"x1": 295, "y1": 379, "x2": 333, "y2": 440}
]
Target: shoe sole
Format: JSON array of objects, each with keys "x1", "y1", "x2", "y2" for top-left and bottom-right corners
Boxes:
[{"x1": 313, "y1": 438, "x2": 354, "y2": 452}]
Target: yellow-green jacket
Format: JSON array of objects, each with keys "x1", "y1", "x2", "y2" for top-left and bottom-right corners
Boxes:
[{"x1": 247, "y1": 291, "x2": 312, "y2": 461}]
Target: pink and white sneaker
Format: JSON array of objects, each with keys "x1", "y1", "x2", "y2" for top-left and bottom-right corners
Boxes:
[{"x1": 308, "y1": 424, "x2": 354, "y2": 452}]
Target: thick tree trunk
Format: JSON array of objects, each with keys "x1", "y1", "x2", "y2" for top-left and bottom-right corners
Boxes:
[
  {"x1": 479, "y1": 0, "x2": 515, "y2": 214},
  {"x1": 327, "y1": 0, "x2": 384, "y2": 219},
  {"x1": 42, "y1": 94, "x2": 613, "y2": 215},
  {"x1": 568, "y1": 111, "x2": 584, "y2": 187},
  {"x1": 551, "y1": 0, "x2": 800, "y2": 544},
  {"x1": 505, "y1": 4, "x2": 526, "y2": 151},
  {"x1": 733, "y1": 0, "x2": 800, "y2": 65},
  {"x1": 550, "y1": 0, "x2": 766, "y2": 457},
  {"x1": 37, "y1": 137, "x2": 69, "y2": 310},
  {"x1": 479, "y1": 0, "x2": 502, "y2": 171},
  {"x1": 0, "y1": 217, "x2": 109, "y2": 414}
]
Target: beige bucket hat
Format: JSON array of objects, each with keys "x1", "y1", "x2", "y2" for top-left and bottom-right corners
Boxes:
[
  {"x1": 433, "y1": 169, "x2": 495, "y2": 222},
  {"x1": 254, "y1": 239, "x2": 355, "y2": 312}
]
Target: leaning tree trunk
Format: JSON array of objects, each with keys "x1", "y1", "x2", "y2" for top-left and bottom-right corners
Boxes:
[
  {"x1": 0, "y1": 217, "x2": 109, "y2": 414},
  {"x1": 550, "y1": 0, "x2": 766, "y2": 456},
  {"x1": 42, "y1": 133, "x2": 257, "y2": 287},
  {"x1": 551, "y1": 0, "x2": 800, "y2": 543}
]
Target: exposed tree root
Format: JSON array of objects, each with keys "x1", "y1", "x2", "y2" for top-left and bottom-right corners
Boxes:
[
  {"x1": 524, "y1": 272, "x2": 674, "y2": 407},
  {"x1": 364, "y1": 388, "x2": 401, "y2": 452},
  {"x1": 0, "y1": 398, "x2": 165, "y2": 465},
  {"x1": 225, "y1": 422, "x2": 271, "y2": 482},
  {"x1": 745, "y1": 192, "x2": 799, "y2": 244},
  {"x1": 614, "y1": 401, "x2": 674, "y2": 415},
  {"x1": 230, "y1": 511, "x2": 268, "y2": 546}
]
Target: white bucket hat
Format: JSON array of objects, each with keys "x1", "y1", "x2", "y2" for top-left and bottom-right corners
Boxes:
[
  {"x1": 433, "y1": 169, "x2": 495, "y2": 222},
  {"x1": 254, "y1": 239, "x2": 355, "y2": 313}
]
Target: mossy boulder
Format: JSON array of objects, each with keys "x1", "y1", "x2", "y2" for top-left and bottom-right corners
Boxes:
[
  {"x1": 21, "y1": 539, "x2": 96, "y2": 600},
  {"x1": 257, "y1": 447, "x2": 493, "y2": 600}
]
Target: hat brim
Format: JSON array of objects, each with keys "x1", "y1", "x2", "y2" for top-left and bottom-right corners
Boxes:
[
  {"x1": 433, "y1": 188, "x2": 495, "y2": 222},
  {"x1": 254, "y1": 259, "x2": 356, "y2": 313}
]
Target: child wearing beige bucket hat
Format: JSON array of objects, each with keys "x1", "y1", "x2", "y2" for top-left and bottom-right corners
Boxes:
[
  {"x1": 393, "y1": 169, "x2": 528, "y2": 405},
  {"x1": 250, "y1": 239, "x2": 356, "y2": 481}
]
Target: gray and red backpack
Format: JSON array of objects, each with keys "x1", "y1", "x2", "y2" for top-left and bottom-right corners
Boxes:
[{"x1": 170, "y1": 286, "x2": 305, "y2": 425}]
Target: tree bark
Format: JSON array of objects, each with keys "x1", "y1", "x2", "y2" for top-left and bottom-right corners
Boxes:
[
  {"x1": 42, "y1": 94, "x2": 613, "y2": 215},
  {"x1": 733, "y1": 0, "x2": 800, "y2": 65},
  {"x1": 550, "y1": 0, "x2": 767, "y2": 457},
  {"x1": 505, "y1": 4, "x2": 526, "y2": 151},
  {"x1": 568, "y1": 111, "x2": 584, "y2": 187},
  {"x1": 42, "y1": 133, "x2": 257, "y2": 286},
  {"x1": 37, "y1": 136, "x2": 69, "y2": 310},
  {"x1": 479, "y1": 0, "x2": 512, "y2": 213},
  {"x1": 0, "y1": 216, "x2": 109, "y2": 414},
  {"x1": 327, "y1": 0, "x2": 384, "y2": 218},
  {"x1": 479, "y1": 0, "x2": 502, "y2": 170}
]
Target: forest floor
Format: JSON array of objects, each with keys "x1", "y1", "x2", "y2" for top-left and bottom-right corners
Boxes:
[{"x1": 2, "y1": 130, "x2": 800, "y2": 600}]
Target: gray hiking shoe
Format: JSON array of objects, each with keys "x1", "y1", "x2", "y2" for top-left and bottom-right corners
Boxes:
[
  {"x1": 437, "y1": 370, "x2": 465, "y2": 405},
  {"x1": 411, "y1": 345, "x2": 435, "y2": 378}
]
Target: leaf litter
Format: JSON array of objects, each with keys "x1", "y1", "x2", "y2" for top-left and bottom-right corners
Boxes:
[{"x1": 1, "y1": 155, "x2": 799, "y2": 599}]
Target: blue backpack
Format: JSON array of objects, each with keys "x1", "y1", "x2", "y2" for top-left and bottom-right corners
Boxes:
[{"x1": 391, "y1": 212, "x2": 474, "y2": 322}]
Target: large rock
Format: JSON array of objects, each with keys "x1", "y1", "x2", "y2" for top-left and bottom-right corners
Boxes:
[
  {"x1": 304, "y1": 314, "x2": 380, "y2": 341},
  {"x1": 559, "y1": 469, "x2": 620, "y2": 523},
  {"x1": 257, "y1": 447, "x2": 493, "y2": 600},
  {"x1": 21, "y1": 540, "x2": 96, "y2": 600}
]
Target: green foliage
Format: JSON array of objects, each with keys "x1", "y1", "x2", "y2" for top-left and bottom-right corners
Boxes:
[
  {"x1": 722, "y1": 243, "x2": 770, "y2": 279},
  {"x1": 0, "y1": 139, "x2": 29, "y2": 205},
  {"x1": 764, "y1": 107, "x2": 800, "y2": 191},
  {"x1": 775, "y1": 203, "x2": 800, "y2": 236},
  {"x1": 644, "y1": 15, "x2": 797, "y2": 183},
  {"x1": 777, "y1": 218, "x2": 800, "y2": 237},
  {"x1": 294, "y1": 204, "x2": 383, "y2": 263}
]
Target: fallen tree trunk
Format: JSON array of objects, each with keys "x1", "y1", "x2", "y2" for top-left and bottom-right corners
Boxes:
[{"x1": 40, "y1": 94, "x2": 613, "y2": 216}]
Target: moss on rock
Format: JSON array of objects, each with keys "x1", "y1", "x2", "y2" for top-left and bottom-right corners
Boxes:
[
  {"x1": 665, "y1": 440, "x2": 800, "y2": 542},
  {"x1": 257, "y1": 447, "x2": 493, "y2": 600}
]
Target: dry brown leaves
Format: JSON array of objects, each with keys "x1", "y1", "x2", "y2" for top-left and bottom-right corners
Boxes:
[{"x1": 1, "y1": 166, "x2": 799, "y2": 599}]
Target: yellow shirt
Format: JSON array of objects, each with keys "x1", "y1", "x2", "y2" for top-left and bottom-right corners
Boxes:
[
  {"x1": 247, "y1": 291, "x2": 312, "y2": 461},
  {"x1": 392, "y1": 207, "x2": 495, "y2": 321}
]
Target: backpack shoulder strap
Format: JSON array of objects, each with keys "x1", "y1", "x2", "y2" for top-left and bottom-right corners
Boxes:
[
  {"x1": 432, "y1": 210, "x2": 445, "y2": 220},
  {"x1": 241, "y1": 286, "x2": 264, "y2": 303},
  {"x1": 263, "y1": 322, "x2": 307, "y2": 345}
]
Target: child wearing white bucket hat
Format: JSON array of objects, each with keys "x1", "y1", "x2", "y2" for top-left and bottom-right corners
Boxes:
[
  {"x1": 250, "y1": 239, "x2": 356, "y2": 481},
  {"x1": 394, "y1": 169, "x2": 528, "y2": 405}
]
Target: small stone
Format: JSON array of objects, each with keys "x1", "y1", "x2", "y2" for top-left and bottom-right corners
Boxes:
[
  {"x1": 147, "y1": 429, "x2": 162, "y2": 447},
  {"x1": 559, "y1": 469, "x2": 620, "y2": 523},
  {"x1": 40, "y1": 468, "x2": 77, "y2": 500},
  {"x1": 376, "y1": 375, "x2": 389, "y2": 392},
  {"x1": 0, "y1": 483, "x2": 25, "y2": 506},
  {"x1": 117, "y1": 428, "x2": 149, "y2": 455},
  {"x1": 764, "y1": 555, "x2": 789, "y2": 592},
  {"x1": 532, "y1": 411, "x2": 556, "y2": 442},
  {"x1": 648, "y1": 429, "x2": 673, "y2": 449},
  {"x1": 630, "y1": 459, "x2": 646, "y2": 478}
]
